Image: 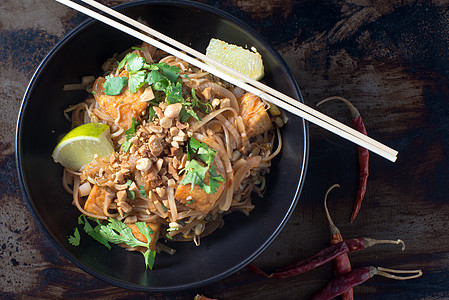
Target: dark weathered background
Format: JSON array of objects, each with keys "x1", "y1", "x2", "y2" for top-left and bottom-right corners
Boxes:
[{"x1": 2, "y1": 0, "x2": 449, "y2": 298}]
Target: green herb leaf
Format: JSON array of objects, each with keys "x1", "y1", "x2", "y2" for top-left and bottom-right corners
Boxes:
[
  {"x1": 155, "y1": 63, "x2": 180, "y2": 83},
  {"x1": 148, "y1": 105, "x2": 157, "y2": 122},
  {"x1": 128, "y1": 70, "x2": 146, "y2": 93},
  {"x1": 127, "y1": 189, "x2": 136, "y2": 200},
  {"x1": 68, "y1": 227, "x2": 80, "y2": 246},
  {"x1": 191, "y1": 88, "x2": 212, "y2": 113},
  {"x1": 79, "y1": 215, "x2": 111, "y2": 249},
  {"x1": 180, "y1": 138, "x2": 224, "y2": 194},
  {"x1": 139, "y1": 185, "x2": 147, "y2": 197},
  {"x1": 146, "y1": 70, "x2": 168, "y2": 91},
  {"x1": 125, "y1": 117, "x2": 138, "y2": 139},
  {"x1": 119, "y1": 53, "x2": 145, "y2": 73},
  {"x1": 165, "y1": 81, "x2": 184, "y2": 104},
  {"x1": 179, "y1": 160, "x2": 209, "y2": 192},
  {"x1": 121, "y1": 140, "x2": 131, "y2": 153},
  {"x1": 143, "y1": 63, "x2": 159, "y2": 70},
  {"x1": 206, "y1": 165, "x2": 225, "y2": 194},
  {"x1": 136, "y1": 222, "x2": 154, "y2": 241},
  {"x1": 184, "y1": 106, "x2": 201, "y2": 122},
  {"x1": 143, "y1": 249, "x2": 156, "y2": 270},
  {"x1": 122, "y1": 118, "x2": 138, "y2": 153},
  {"x1": 91, "y1": 218, "x2": 157, "y2": 270},
  {"x1": 178, "y1": 107, "x2": 192, "y2": 123},
  {"x1": 131, "y1": 46, "x2": 145, "y2": 52},
  {"x1": 187, "y1": 137, "x2": 216, "y2": 165},
  {"x1": 99, "y1": 219, "x2": 147, "y2": 248},
  {"x1": 103, "y1": 76, "x2": 128, "y2": 96}
]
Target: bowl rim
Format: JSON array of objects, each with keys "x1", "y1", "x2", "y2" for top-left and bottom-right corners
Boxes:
[{"x1": 16, "y1": 0, "x2": 309, "y2": 291}]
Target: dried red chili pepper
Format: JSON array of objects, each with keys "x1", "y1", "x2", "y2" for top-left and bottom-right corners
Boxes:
[
  {"x1": 246, "y1": 237, "x2": 404, "y2": 279},
  {"x1": 316, "y1": 96, "x2": 369, "y2": 223},
  {"x1": 324, "y1": 184, "x2": 353, "y2": 300},
  {"x1": 311, "y1": 266, "x2": 422, "y2": 300}
]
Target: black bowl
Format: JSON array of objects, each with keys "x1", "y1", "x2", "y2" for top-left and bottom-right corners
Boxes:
[{"x1": 16, "y1": 0, "x2": 308, "y2": 292}]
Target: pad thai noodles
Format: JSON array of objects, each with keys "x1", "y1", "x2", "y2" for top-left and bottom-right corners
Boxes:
[{"x1": 59, "y1": 41, "x2": 286, "y2": 268}]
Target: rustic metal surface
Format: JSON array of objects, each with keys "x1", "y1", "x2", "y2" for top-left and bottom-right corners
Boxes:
[{"x1": 3, "y1": 0, "x2": 449, "y2": 298}]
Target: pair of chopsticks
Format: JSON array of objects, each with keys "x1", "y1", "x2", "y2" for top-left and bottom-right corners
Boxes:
[{"x1": 55, "y1": 0, "x2": 398, "y2": 162}]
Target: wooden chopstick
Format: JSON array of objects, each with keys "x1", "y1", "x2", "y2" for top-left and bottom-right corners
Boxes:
[{"x1": 55, "y1": 0, "x2": 398, "y2": 162}]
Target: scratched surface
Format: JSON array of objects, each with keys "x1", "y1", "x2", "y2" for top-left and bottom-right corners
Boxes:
[{"x1": 2, "y1": 0, "x2": 449, "y2": 298}]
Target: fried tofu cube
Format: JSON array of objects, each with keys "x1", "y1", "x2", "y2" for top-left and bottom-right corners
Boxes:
[
  {"x1": 84, "y1": 184, "x2": 107, "y2": 217},
  {"x1": 127, "y1": 222, "x2": 160, "y2": 251},
  {"x1": 238, "y1": 92, "x2": 273, "y2": 137},
  {"x1": 93, "y1": 70, "x2": 148, "y2": 129}
]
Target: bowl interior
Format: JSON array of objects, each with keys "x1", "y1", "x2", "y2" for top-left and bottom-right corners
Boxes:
[{"x1": 17, "y1": 0, "x2": 307, "y2": 291}]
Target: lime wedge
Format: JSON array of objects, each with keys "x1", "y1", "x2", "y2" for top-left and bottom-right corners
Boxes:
[
  {"x1": 52, "y1": 123, "x2": 114, "y2": 171},
  {"x1": 205, "y1": 38, "x2": 264, "y2": 80}
]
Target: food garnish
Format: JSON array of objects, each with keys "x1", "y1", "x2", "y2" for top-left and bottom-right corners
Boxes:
[
  {"x1": 180, "y1": 137, "x2": 225, "y2": 194},
  {"x1": 69, "y1": 215, "x2": 156, "y2": 270},
  {"x1": 205, "y1": 38, "x2": 264, "y2": 80},
  {"x1": 52, "y1": 123, "x2": 114, "y2": 171}
]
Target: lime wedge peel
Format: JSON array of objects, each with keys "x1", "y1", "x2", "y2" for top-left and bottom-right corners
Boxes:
[
  {"x1": 205, "y1": 38, "x2": 264, "y2": 80},
  {"x1": 52, "y1": 123, "x2": 114, "y2": 171}
]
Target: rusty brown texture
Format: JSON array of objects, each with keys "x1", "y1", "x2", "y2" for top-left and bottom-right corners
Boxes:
[{"x1": 2, "y1": 0, "x2": 449, "y2": 299}]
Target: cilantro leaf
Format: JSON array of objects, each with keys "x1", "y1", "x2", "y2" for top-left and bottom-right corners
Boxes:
[
  {"x1": 124, "y1": 118, "x2": 138, "y2": 139},
  {"x1": 184, "y1": 106, "x2": 201, "y2": 122},
  {"x1": 121, "y1": 140, "x2": 131, "y2": 153},
  {"x1": 128, "y1": 70, "x2": 146, "y2": 93},
  {"x1": 207, "y1": 165, "x2": 225, "y2": 194},
  {"x1": 136, "y1": 222, "x2": 153, "y2": 240},
  {"x1": 146, "y1": 70, "x2": 168, "y2": 91},
  {"x1": 139, "y1": 185, "x2": 147, "y2": 197},
  {"x1": 179, "y1": 160, "x2": 209, "y2": 192},
  {"x1": 143, "y1": 63, "x2": 159, "y2": 70},
  {"x1": 165, "y1": 81, "x2": 184, "y2": 104},
  {"x1": 180, "y1": 138, "x2": 224, "y2": 194},
  {"x1": 143, "y1": 249, "x2": 156, "y2": 270},
  {"x1": 127, "y1": 189, "x2": 136, "y2": 200},
  {"x1": 99, "y1": 219, "x2": 147, "y2": 248},
  {"x1": 187, "y1": 137, "x2": 216, "y2": 165},
  {"x1": 96, "y1": 219, "x2": 156, "y2": 269},
  {"x1": 119, "y1": 53, "x2": 145, "y2": 73},
  {"x1": 148, "y1": 105, "x2": 157, "y2": 122},
  {"x1": 122, "y1": 118, "x2": 138, "y2": 153},
  {"x1": 191, "y1": 88, "x2": 212, "y2": 113},
  {"x1": 179, "y1": 107, "x2": 193, "y2": 123},
  {"x1": 131, "y1": 46, "x2": 145, "y2": 52},
  {"x1": 103, "y1": 76, "x2": 128, "y2": 96},
  {"x1": 79, "y1": 215, "x2": 111, "y2": 249},
  {"x1": 68, "y1": 227, "x2": 80, "y2": 246},
  {"x1": 155, "y1": 63, "x2": 180, "y2": 83}
]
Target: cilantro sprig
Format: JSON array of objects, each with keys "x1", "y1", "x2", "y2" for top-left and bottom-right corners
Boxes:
[
  {"x1": 103, "y1": 76, "x2": 128, "y2": 96},
  {"x1": 99, "y1": 219, "x2": 156, "y2": 269},
  {"x1": 121, "y1": 117, "x2": 139, "y2": 153},
  {"x1": 180, "y1": 137, "x2": 225, "y2": 194},
  {"x1": 68, "y1": 215, "x2": 157, "y2": 270}
]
